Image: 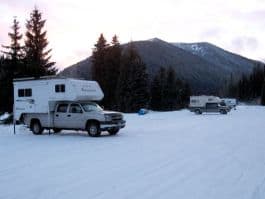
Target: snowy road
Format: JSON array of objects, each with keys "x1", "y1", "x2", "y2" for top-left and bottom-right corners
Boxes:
[{"x1": 1, "y1": 106, "x2": 265, "y2": 199}]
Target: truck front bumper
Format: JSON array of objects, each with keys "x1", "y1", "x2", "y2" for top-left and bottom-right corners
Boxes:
[{"x1": 100, "y1": 120, "x2": 126, "y2": 130}]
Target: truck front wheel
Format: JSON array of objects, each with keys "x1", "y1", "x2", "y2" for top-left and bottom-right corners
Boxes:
[
  {"x1": 195, "y1": 109, "x2": 202, "y2": 115},
  {"x1": 31, "y1": 120, "x2": 43, "y2": 135},
  {"x1": 87, "y1": 122, "x2": 101, "y2": 137},
  {"x1": 108, "y1": 128, "x2": 119, "y2": 136},
  {"x1": 53, "y1": 128, "x2": 61, "y2": 133}
]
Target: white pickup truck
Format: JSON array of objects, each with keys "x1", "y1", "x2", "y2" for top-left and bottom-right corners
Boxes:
[
  {"x1": 23, "y1": 101, "x2": 125, "y2": 136},
  {"x1": 13, "y1": 76, "x2": 126, "y2": 136}
]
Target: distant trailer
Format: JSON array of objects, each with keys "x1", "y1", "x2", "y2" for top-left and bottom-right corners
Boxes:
[{"x1": 189, "y1": 95, "x2": 231, "y2": 114}]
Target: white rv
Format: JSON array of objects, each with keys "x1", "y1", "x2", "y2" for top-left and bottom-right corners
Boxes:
[
  {"x1": 13, "y1": 76, "x2": 126, "y2": 136},
  {"x1": 189, "y1": 95, "x2": 231, "y2": 114}
]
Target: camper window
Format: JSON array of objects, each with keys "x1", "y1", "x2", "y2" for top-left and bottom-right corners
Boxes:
[
  {"x1": 55, "y1": 84, "x2": 65, "y2": 93},
  {"x1": 18, "y1": 88, "x2": 32, "y2": 97},
  {"x1": 57, "y1": 104, "x2": 68, "y2": 113},
  {"x1": 18, "y1": 89, "x2": 24, "y2": 97},
  {"x1": 191, "y1": 99, "x2": 198, "y2": 103}
]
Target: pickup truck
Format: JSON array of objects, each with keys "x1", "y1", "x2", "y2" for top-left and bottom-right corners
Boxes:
[
  {"x1": 190, "y1": 102, "x2": 231, "y2": 114},
  {"x1": 22, "y1": 102, "x2": 126, "y2": 137}
]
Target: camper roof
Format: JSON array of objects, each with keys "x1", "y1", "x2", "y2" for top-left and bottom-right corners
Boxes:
[{"x1": 13, "y1": 76, "x2": 84, "y2": 82}]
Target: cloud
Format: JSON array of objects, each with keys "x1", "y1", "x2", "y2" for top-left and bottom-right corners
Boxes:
[{"x1": 231, "y1": 37, "x2": 259, "y2": 52}]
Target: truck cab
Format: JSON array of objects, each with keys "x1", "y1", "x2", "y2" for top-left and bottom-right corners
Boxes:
[{"x1": 52, "y1": 102, "x2": 125, "y2": 136}]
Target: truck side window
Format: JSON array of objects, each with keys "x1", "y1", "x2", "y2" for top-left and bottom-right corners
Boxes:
[
  {"x1": 57, "y1": 104, "x2": 68, "y2": 112},
  {"x1": 69, "y1": 104, "x2": 82, "y2": 113},
  {"x1": 55, "y1": 84, "x2": 65, "y2": 93}
]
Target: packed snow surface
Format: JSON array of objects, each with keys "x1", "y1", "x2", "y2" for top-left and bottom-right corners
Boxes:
[{"x1": 1, "y1": 106, "x2": 265, "y2": 199}]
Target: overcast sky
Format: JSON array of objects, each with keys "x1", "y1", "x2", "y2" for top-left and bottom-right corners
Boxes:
[{"x1": 1, "y1": 0, "x2": 265, "y2": 70}]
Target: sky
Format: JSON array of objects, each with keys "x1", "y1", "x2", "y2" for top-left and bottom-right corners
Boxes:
[{"x1": 0, "y1": 0, "x2": 265, "y2": 70}]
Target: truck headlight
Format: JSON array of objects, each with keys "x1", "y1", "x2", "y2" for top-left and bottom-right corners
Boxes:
[{"x1": 104, "y1": 114, "x2": 112, "y2": 121}]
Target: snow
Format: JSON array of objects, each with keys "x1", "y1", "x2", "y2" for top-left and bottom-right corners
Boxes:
[
  {"x1": 190, "y1": 44, "x2": 206, "y2": 56},
  {"x1": 0, "y1": 112, "x2": 10, "y2": 121},
  {"x1": 0, "y1": 105, "x2": 265, "y2": 199}
]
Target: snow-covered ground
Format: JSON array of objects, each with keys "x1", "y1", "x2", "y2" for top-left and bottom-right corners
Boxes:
[{"x1": 1, "y1": 106, "x2": 265, "y2": 199}]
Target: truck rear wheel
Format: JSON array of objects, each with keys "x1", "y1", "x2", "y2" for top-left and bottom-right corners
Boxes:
[
  {"x1": 31, "y1": 120, "x2": 43, "y2": 135},
  {"x1": 87, "y1": 122, "x2": 101, "y2": 137},
  {"x1": 108, "y1": 128, "x2": 120, "y2": 135},
  {"x1": 220, "y1": 109, "x2": 227, "y2": 114}
]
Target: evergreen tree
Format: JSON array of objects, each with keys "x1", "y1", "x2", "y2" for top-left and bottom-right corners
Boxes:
[
  {"x1": 103, "y1": 35, "x2": 122, "y2": 109},
  {"x1": 24, "y1": 7, "x2": 56, "y2": 77},
  {"x1": 1, "y1": 17, "x2": 24, "y2": 112},
  {"x1": 116, "y1": 42, "x2": 149, "y2": 112},
  {"x1": 261, "y1": 82, "x2": 265, "y2": 105},
  {"x1": 91, "y1": 33, "x2": 109, "y2": 82},
  {"x1": 150, "y1": 73, "x2": 163, "y2": 110},
  {"x1": 1, "y1": 17, "x2": 24, "y2": 77},
  {"x1": 164, "y1": 67, "x2": 178, "y2": 110},
  {"x1": 261, "y1": 65, "x2": 265, "y2": 106},
  {"x1": 150, "y1": 66, "x2": 191, "y2": 111},
  {"x1": 91, "y1": 34, "x2": 109, "y2": 105}
]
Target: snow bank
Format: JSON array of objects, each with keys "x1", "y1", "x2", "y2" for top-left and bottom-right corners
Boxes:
[
  {"x1": 0, "y1": 106, "x2": 265, "y2": 199},
  {"x1": 0, "y1": 112, "x2": 10, "y2": 121}
]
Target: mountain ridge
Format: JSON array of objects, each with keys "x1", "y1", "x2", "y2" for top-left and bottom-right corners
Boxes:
[{"x1": 60, "y1": 38, "x2": 261, "y2": 94}]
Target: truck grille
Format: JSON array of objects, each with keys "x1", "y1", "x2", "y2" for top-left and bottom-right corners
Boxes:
[{"x1": 110, "y1": 114, "x2": 123, "y2": 121}]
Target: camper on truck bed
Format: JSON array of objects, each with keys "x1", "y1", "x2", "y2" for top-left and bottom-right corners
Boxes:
[
  {"x1": 189, "y1": 95, "x2": 231, "y2": 115},
  {"x1": 13, "y1": 76, "x2": 126, "y2": 137}
]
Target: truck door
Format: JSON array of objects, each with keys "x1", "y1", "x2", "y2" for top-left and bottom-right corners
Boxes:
[
  {"x1": 206, "y1": 103, "x2": 218, "y2": 112},
  {"x1": 67, "y1": 103, "x2": 85, "y2": 129},
  {"x1": 54, "y1": 103, "x2": 69, "y2": 128}
]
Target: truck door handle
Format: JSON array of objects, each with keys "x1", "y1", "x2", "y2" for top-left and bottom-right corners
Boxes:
[
  {"x1": 55, "y1": 114, "x2": 59, "y2": 117},
  {"x1": 67, "y1": 114, "x2": 71, "y2": 117}
]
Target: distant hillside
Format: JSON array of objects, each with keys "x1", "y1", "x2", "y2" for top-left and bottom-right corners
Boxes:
[{"x1": 60, "y1": 38, "x2": 260, "y2": 94}]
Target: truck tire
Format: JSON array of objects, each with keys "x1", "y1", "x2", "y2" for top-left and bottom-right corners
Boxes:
[
  {"x1": 220, "y1": 109, "x2": 227, "y2": 114},
  {"x1": 87, "y1": 122, "x2": 101, "y2": 137},
  {"x1": 31, "y1": 120, "x2": 43, "y2": 135},
  {"x1": 53, "y1": 128, "x2": 61, "y2": 133},
  {"x1": 108, "y1": 128, "x2": 119, "y2": 135},
  {"x1": 195, "y1": 109, "x2": 202, "y2": 115}
]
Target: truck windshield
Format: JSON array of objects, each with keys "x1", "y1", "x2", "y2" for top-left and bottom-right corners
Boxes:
[{"x1": 81, "y1": 102, "x2": 103, "y2": 112}]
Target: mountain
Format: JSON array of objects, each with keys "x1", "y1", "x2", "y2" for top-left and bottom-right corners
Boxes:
[{"x1": 60, "y1": 38, "x2": 260, "y2": 94}]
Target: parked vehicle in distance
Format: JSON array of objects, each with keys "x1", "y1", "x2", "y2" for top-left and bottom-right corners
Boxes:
[
  {"x1": 189, "y1": 95, "x2": 231, "y2": 114},
  {"x1": 13, "y1": 76, "x2": 126, "y2": 136},
  {"x1": 221, "y1": 98, "x2": 237, "y2": 109}
]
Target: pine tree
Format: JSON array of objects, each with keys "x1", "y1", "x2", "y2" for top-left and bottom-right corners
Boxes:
[
  {"x1": 1, "y1": 17, "x2": 24, "y2": 77},
  {"x1": 164, "y1": 67, "x2": 178, "y2": 110},
  {"x1": 261, "y1": 82, "x2": 265, "y2": 105},
  {"x1": 1, "y1": 17, "x2": 24, "y2": 112},
  {"x1": 150, "y1": 74, "x2": 163, "y2": 110},
  {"x1": 261, "y1": 65, "x2": 265, "y2": 106},
  {"x1": 103, "y1": 35, "x2": 122, "y2": 109},
  {"x1": 116, "y1": 42, "x2": 149, "y2": 112},
  {"x1": 24, "y1": 7, "x2": 56, "y2": 77}
]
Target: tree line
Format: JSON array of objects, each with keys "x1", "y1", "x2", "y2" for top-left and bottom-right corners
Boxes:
[
  {"x1": 221, "y1": 63, "x2": 265, "y2": 105},
  {"x1": 0, "y1": 8, "x2": 191, "y2": 114},
  {"x1": 91, "y1": 34, "x2": 191, "y2": 112},
  {"x1": 0, "y1": 8, "x2": 56, "y2": 112}
]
